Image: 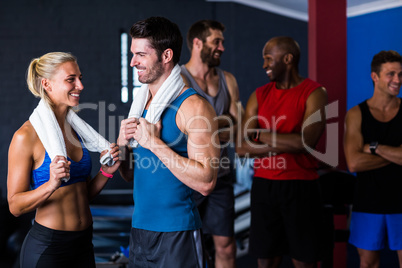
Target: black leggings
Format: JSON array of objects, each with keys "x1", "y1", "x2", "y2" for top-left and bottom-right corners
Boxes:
[{"x1": 20, "y1": 221, "x2": 95, "y2": 268}]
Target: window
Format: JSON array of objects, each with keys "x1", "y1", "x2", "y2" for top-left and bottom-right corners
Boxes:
[{"x1": 121, "y1": 32, "x2": 142, "y2": 103}]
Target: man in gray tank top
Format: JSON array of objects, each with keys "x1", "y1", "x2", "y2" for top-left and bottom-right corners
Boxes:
[{"x1": 181, "y1": 20, "x2": 242, "y2": 268}]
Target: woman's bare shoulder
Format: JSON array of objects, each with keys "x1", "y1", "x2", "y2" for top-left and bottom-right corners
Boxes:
[{"x1": 11, "y1": 121, "x2": 39, "y2": 149}]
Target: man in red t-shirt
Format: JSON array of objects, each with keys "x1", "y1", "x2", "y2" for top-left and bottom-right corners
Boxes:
[{"x1": 237, "y1": 36, "x2": 327, "y2": 268}]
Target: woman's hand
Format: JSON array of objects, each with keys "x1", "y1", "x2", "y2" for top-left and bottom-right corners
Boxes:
[
  {"x1": 100, "y1": 143, "x2": 121, "y2": 175},
  {"x1": 49, "y1": 155, "x2": 70, "y2": 191}
]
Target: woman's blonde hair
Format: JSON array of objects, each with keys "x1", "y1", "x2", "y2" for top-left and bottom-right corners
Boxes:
[{"x1": 26, "y1": 52, "x2": 77, "y2": 106}]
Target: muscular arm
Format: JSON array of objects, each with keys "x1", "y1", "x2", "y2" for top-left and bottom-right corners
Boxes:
[
  {"x1": 7, "y1": 124, "x2": 66, "y2": 217},
  {"x1": 375, "y1": 144, "x2": 402, "y2": 165},
  {"x1": 136, "y1": 95, "x2": 220, "y2": 196},
  {"x1": 236, "y1": 91, "x2": 272, "y2": 157},
  {"x1": 218, "y1": 71, "x2": 243, "y2": 143},
  {"x1": 344, "y1": 106, "x2": 391, "y2": 172},
  {"x1": 237, "y1": 87, "x2": 327, "y2": 157}
]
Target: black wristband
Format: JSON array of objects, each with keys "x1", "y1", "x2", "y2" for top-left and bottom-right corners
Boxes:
[{"x1": 369, "y1": 141, "x2": 378, "y2": 155}]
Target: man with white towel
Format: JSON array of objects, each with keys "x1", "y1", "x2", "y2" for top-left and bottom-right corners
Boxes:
[{"x1": 117, "y1": 16, "x2": 220, "y2": 268}]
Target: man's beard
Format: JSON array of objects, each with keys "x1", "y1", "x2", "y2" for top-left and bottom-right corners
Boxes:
[
  {"x1": 200, "y1": 46, "x2": 221, "y2": 67},
  {"x1": 138, "y1": 60, "x2": 164, "y2": 84}
]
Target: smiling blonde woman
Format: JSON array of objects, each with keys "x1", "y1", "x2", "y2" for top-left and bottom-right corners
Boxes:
[{"x1": 7, "y1": 52, "x2": 120, "y2": 268}]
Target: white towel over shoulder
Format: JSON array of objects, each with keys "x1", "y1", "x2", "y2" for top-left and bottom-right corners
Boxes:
[
  {"x1": 127, "y1": 64, "x2": 185, "y2": 147},
  {"x1": 30, "y1": 99, "x2": 115, "y2": 182}
]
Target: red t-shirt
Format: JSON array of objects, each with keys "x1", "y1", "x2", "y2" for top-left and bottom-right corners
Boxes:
[{"x1": 253, "y1": 78, "x2": 322, "y2": 180}]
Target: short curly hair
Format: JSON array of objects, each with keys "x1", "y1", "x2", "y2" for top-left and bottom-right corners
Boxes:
[{"x1": 371, "y1": 50, "x2": 402, "y2": 75}]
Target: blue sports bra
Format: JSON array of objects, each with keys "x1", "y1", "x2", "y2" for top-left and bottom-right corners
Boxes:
[{"x1": 31, "y1": 135, "x2": 92, "y2": 190}]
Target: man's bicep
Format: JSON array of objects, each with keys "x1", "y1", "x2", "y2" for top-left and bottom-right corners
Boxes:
[
  {"x1": 343, "y1": 108, "x2": 367, "y2": 169},
  {"x1": 184, "y1": 99, "x2": 220, "y2": 163},
  {"x1": 302, "y1": 87, "x2": 328, "y2": 147},
  {"x1": 187, "y1": 130, "x2": 219, "y2": 167},
  {"x1": 225, "y1": 72, "x2": 240, "y2": 101},
  {"x1": 244, "y1": 92, "x2": 258, "y2": 126},
  {"x1": 344, "y1": 108, "x2": 364, "y2": 152},
  {"x1": 226, "y1": 72, "x2": 242, "y2": 122}
]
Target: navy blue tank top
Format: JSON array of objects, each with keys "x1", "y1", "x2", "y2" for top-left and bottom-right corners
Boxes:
[{"x1": 31, "y1": 135, "x2": 92, "y2": 190}]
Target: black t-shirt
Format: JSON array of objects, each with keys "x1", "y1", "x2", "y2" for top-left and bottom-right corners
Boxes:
[{"x1": 354, "y1": 99, "x2": 402, "y2": 214}]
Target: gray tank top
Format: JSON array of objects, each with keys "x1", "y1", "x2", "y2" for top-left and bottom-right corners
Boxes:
[
  {"x1": 181, "y1": 65, "x2": 231, "y2": 178},
  {"x1": 181, "y1": 65, "x2": 230, "y2": 116}
]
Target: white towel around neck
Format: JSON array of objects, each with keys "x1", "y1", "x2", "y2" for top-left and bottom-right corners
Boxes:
[
  {"x1": 127, "y1": 64, "x2": 185, "y2": 147},
  {"x1": 29, "y1": 99, "x2": 115, "y2": 182}
]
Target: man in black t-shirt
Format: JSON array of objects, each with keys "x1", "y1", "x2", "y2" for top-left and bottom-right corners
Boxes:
[{"x1": 344, "y1": 50, "x2": 402, "y2": 267}]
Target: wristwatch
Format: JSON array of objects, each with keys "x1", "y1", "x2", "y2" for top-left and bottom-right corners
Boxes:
[{"x1": 369, "y1": 141, "x2": 378, "y2": 155}]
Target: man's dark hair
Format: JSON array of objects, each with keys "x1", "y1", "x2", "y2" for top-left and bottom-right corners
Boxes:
[
  {"x1": 130, "y1": 16, "x2": 183, "y2": 65},
  {"x1": 371, "y1": 50, "x2": 402, "y2": 75},
  {"x1": 186, "y1": 20, "x2": 225, "y2": 51}
]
